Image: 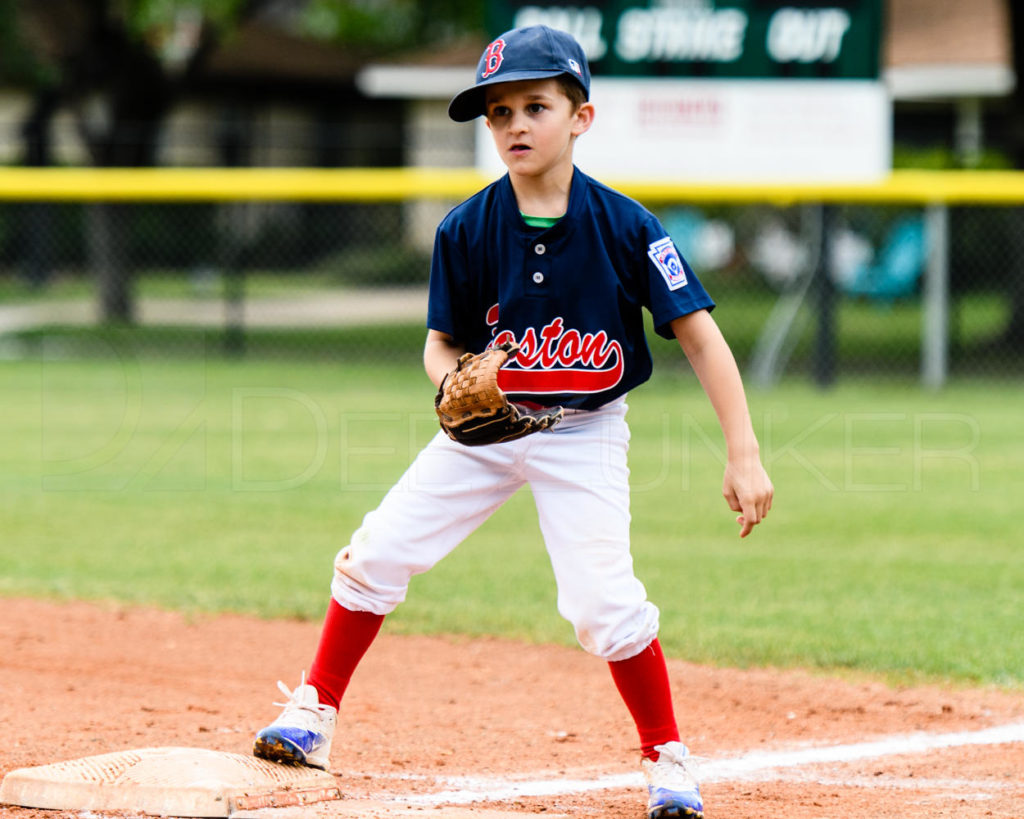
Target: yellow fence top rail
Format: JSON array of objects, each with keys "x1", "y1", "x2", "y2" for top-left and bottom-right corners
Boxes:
[{"x1": 4, "y1": 167, "x2": 1024, "y2": 204}]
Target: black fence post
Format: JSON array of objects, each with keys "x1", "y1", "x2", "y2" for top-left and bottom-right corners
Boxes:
[
  {"x1": 219, "y1": 106, "x2": 251, "y2": 358},
  {"x1": 812, "y1": 204, "x2": 837, "y2": 387}
]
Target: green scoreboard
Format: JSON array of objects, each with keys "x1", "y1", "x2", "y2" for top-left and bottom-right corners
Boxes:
[{"x1": 486, "y1": 1, "x2": 883, "y2": 80}]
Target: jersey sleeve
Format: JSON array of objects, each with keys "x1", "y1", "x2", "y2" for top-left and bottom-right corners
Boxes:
[
  {"x1": 426, "y1": 217, "x2": 468, "y2": 341},
  {"x1": 641, "y1": 214, "x2": 715, "y2": 339}
]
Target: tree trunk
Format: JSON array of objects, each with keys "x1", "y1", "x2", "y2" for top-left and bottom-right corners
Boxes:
[
  {"x1": 88, "y1": 27, "x2": 171, "y2": 323},
  {"x1": 88, "y1": 203, "x2": 133, "y2": 324},
  {"x1": 21, "y1": 89, "x2": 60, "y2": 288}
]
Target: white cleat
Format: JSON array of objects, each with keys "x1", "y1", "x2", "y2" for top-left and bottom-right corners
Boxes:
[
  {"x1": 253, "y1": 674, "x2": 337, "y2": 770},
  {"x1": 642, "y1": 741, "x2": 704, "y2": 818}
]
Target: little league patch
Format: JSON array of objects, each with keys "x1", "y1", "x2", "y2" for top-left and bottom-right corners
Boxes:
[{"x1": 648, "y1": 236, "x2": 689, "y2": 290}]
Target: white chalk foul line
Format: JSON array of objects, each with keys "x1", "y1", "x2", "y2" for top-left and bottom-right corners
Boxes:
[
  {"x1": 709, "y1": 720, "x2": 1024, "y2": 780},
  {"x1": 396, "y1": 722, "x2": 1024, "y2": 806}
]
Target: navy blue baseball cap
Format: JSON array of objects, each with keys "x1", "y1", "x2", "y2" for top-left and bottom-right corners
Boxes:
[{"x1": 448, "y1": 25, "x2": 591, "y2": 122}]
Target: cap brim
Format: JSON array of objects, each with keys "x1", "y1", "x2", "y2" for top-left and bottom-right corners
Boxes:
[{"x1": 447, "y1": 69, "x2": 568, "y2": 122}]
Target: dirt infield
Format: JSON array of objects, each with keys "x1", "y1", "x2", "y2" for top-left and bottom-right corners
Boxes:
[{"x1": 1, "y1": 597, "x2": 1022, "y2": 818}]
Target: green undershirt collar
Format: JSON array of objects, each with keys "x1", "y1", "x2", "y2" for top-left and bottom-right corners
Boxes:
[{"x1": 520, "y1": 212, "x2": 562, "y2": 229}]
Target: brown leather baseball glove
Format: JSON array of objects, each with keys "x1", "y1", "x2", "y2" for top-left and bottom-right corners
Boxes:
[{"x1": 434, "y1": 341, "x2": 563, "y2": 446}]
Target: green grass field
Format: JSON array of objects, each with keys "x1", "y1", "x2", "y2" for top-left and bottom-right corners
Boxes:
[{"x1": 2, "y1": 351, "x2": 1021, "y2": 689}]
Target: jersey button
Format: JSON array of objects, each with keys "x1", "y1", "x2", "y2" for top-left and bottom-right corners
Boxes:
[
  {"x1": 534, "y1": 243, "x2": 546, "y2": 255},
  {"x1": 532, "y1": 271, "x2": 545, "y2": 284}
]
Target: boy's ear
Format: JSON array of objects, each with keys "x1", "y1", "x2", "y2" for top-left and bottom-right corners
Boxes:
[{"x1": 571, "y1": 102, "x2": 595, "y2": 138}]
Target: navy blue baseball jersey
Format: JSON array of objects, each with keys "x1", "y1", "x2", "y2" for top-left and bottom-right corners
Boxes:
[{"x1": 427, "y1": 167, "x2": 715, "y2": 411}]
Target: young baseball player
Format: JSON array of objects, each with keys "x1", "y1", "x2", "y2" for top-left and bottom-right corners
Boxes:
[{"x1": 253, "y1": 25, "x2": 773, "y2": 819}]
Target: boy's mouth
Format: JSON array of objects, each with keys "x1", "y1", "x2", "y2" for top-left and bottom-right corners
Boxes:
[{"x1": 509, "y1": 143, "x2": 531, "y2": 154}]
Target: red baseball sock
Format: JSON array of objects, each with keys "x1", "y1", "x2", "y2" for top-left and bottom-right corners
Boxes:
[
  {"x1": 608, "y1": 638, "x2": 681, "y2": 760},
  {"x1": 307, "y1": 598, "x2": 385, "y2": 710}
]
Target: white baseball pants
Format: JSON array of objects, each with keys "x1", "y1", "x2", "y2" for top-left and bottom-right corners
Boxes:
[{"x1": 331, "y1": 398, "x2": 660, "y2": 662}]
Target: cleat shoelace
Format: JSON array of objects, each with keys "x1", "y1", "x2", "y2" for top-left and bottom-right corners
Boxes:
[
  {"x1": 269, "y1": 672, "x2": 333, "y2": 733},
  {"x1": 649, "y1": 743, "x2": 701, "y2": 790}
]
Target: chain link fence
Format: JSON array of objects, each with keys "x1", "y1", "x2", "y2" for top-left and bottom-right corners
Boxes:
[{"x1": 1, "y1": 184, "x2": 1022, "y2": 384}]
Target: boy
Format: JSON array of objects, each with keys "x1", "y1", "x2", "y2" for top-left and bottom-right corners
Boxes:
[{"x1": 254, "y1": 25, "x2": 773, "y2": 819}]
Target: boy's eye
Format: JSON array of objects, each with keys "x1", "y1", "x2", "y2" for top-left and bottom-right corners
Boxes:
[
  {"x1": 527, "y1": 103, "x2": 545, "y2": 114},
  {"x1": 490, "y1": 105, "x2": 510, "y2": 117}
]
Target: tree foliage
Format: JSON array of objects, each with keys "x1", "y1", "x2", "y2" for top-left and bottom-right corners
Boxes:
[{"x1": 298, "y1": 0, "x2": 482, "y2": 52}]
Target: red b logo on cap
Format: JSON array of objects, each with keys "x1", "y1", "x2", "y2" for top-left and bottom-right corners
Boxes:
[{"x1": 481, "y1": 38, "x2": 505, "y2": 79}]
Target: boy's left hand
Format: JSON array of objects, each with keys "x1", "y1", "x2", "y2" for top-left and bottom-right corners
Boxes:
[{"x1": 722, "y1": 455, "x2": 773, "y2": 538}]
